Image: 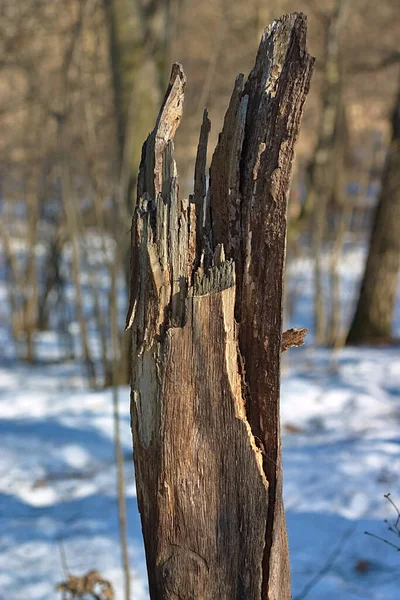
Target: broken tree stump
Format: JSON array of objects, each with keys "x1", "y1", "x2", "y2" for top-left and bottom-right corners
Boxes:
[{"x1": 126, "y1": 12, "x2": 314, "y2": 600}]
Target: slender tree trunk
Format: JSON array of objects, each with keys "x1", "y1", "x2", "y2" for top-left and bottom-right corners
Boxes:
[
  {"x1": 0, "y1": 219, "x2": 23, "y2": 344},
  {"x1": 127, "y1": 14, "x2": 313, "y2": 599},
  {"x1": 328, "y1": 102, "x2": 350, "y2": 345},
  {"x1": 91, "y1": 272, "x2": 112, "y2": 385},
  {"x1": 329, "y1": 135, "x2": 380, "y2": 365},
  {"x1": 301, "y1": 0, "x2": 347, "y2": 344},
  {"x1": 347, "y1": 82, "x2": 400, "y2": 344},
  {"x1": 62, "y1": 164, "x2": 96, "y2": 387},
  {"x1": 103, "y1": 0, "x2": 168, "y2": 177},
  {"x1": 38, "y1": 229, "x2": 61, "y2": 331},
  {"x1": 24, "y1": 185, "x2": 40, "y2": 363},
  {"x1": 329, "y1": 203, "x2": 351, "y2": 344},
  {"x1": 0, "y1": 189, "x2": 39, "y2": 361},
  {"x1": 110, "y1": 265, "x2": 131, "y2": 600}
]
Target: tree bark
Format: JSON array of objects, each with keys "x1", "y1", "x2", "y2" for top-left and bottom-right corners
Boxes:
[
  {"x1": 127, "y1": 14, "x2": 313, "y2": 599},
  {"x1": 347, "y1": 82, "x2": 400, "y2": 344}
]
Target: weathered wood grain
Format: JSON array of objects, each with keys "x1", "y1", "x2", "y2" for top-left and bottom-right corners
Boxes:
[{"x1": 127, "y1": 13, "x2": 314, "y2": 599}]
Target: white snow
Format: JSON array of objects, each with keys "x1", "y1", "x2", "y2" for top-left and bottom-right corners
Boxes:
[{"x1": 1, "y1": 244, "x2": 400, "y2": 599}]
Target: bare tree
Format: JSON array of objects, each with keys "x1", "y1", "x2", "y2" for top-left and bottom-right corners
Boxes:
[
  {"x1": 301, "y1": 0, "x2": 347, "y2": 344},
  {"x1": 347, "y1": 78, "x2": 400, "y2": 344},
  {"x1": 103, "y1": 0, "x2": 173, "y2": 187}
]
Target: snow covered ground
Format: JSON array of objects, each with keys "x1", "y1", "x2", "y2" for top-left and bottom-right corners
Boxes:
[{"x1": 1, "y1": 246, "x2": 400, "y2": 599}]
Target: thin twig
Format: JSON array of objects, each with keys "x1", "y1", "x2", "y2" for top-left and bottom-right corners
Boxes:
[
  {"x1": 364, "y1": 531, "x2": 400, "y2": 552},
  {"x1": 110, "y1": 267, "x2": 131, "y2": 600},
  {"x1": 384, "y1": 493, "x2": 400, "y2": 531},
  {"x1": 293, "y1": 525, "x2": 355, "y2": 600},
  {"x1": 58, "y1": 537, "x2": 70, "y2": 579}
]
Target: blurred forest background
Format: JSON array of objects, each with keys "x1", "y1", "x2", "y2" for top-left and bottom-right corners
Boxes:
[
  {"x1": 1, "y1": 1, "x2": 400, "y2": 598},
  {"x1": 1, "y1": 0, "x2": 399, "y2": 384}
]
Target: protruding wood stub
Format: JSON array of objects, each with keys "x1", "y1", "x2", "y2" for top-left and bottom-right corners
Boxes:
[{"x1": 281, "y1": 327, "x2": 308, "y2": 352}]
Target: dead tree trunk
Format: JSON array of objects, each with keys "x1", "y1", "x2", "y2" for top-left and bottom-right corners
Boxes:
[
  {"x1": 347, "y1": 81, "x2": 400, "y2": 344},
  {"x1": 127, "y1": 13, "x2": 313, "y2": 599}
]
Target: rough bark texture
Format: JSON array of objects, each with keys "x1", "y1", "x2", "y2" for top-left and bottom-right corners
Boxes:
[
  {"x1": 347, "y1": 84, "x2": 400, "y2": 344},
  {"x1": 127, "y1": 13, "x2": 313, "y2": 600}
]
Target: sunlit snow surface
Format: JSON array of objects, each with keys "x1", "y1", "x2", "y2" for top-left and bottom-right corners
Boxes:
[{"x1": 1, "y1": 245, "x2": 400, "y2": 599}]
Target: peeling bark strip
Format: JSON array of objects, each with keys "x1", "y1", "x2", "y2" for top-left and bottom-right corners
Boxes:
[{"x1": 127, "y1": 13, "x2": 314, "y2": 600}]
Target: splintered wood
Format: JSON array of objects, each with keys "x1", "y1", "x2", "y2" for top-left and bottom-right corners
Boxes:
[{"x1": 127, "y1": 13, "x2": 314, "y2": 600}]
